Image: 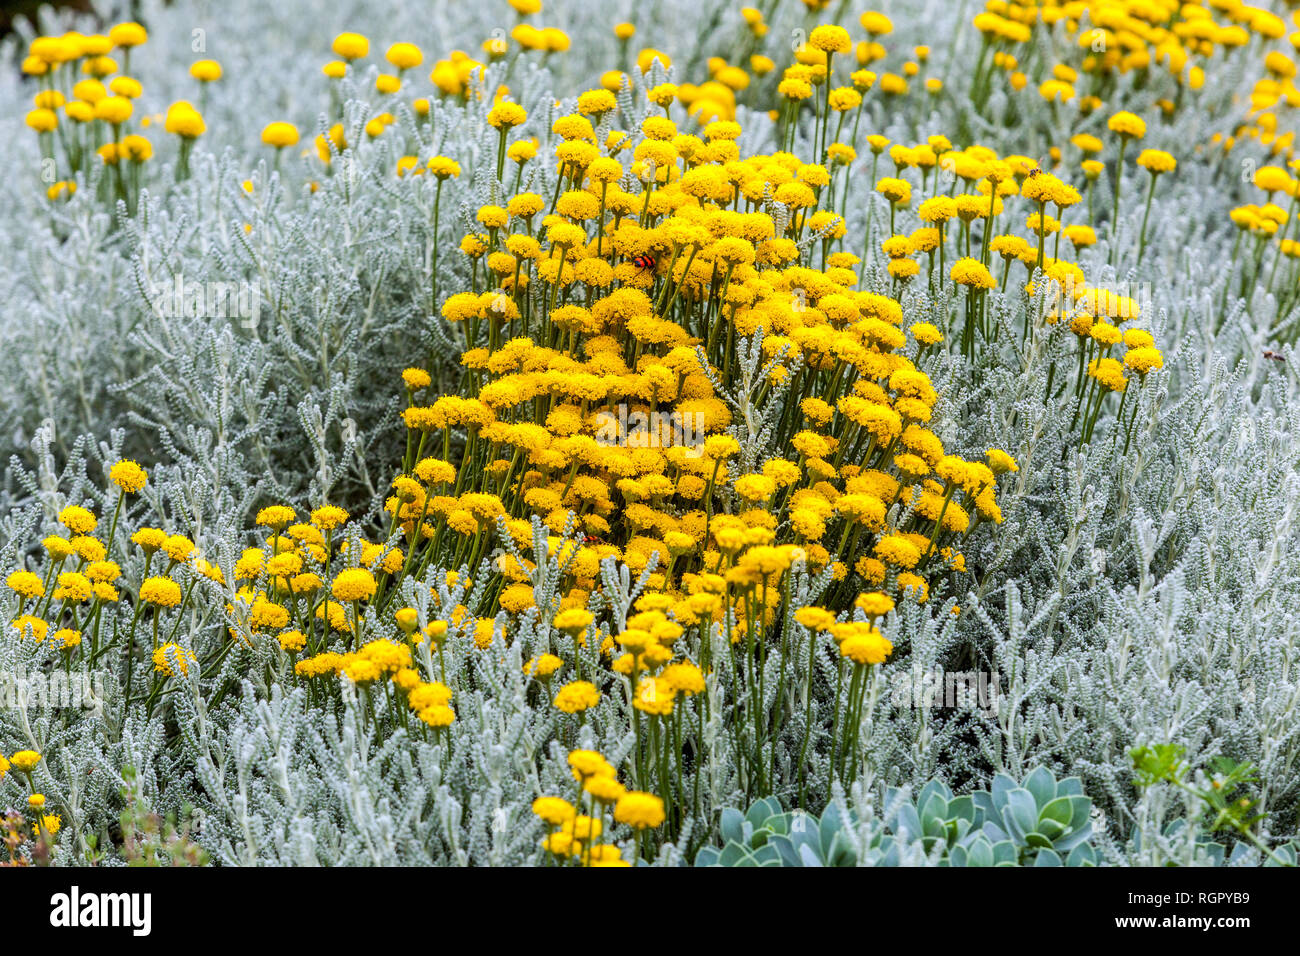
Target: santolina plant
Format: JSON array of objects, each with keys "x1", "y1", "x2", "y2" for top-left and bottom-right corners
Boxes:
[{"x1": 1, "y1": 0, "x2": 1299, "y2": 867}]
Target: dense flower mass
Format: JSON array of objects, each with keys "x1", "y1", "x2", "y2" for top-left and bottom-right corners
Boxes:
[{"x1": 3, "y1": 0, "x2": 1299, "y2": 872}]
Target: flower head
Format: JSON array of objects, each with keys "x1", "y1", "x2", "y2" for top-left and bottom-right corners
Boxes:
[
  {"x1": 10, "y1": 750, "x2": 41, "y2": 773},
  {"x1": 1137, "y1": 149, "x2": 1176, "y2": 175},
  {"x1": 332, "y1": 568, "x2": 377, "y2": 602},
  {"x1": 261, "y1": 122, "x2": 300, "y2": 149},
  {"x1": 6, "y1": 570, "x2": 44, "y2": 599},
  {"x1": 1107, "y1": 110, "x2": 1146, "y2": 139},
  {"x1": 332, "y1": 32, "x2": 369, "y2": 61},
  {"x1": 553, "y1": 680, "x2": 601, "y2": 713},
  {"x1": 139, "y1": 576, "x2": 182, "y2": 607},
  {"x1": 614, "y1": 791, "x2": 665, "y2": 829}
]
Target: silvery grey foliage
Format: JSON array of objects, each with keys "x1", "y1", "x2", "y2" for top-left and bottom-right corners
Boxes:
[{"x1": 1, "y1": 0, "x2": 1299, "y2": 866}]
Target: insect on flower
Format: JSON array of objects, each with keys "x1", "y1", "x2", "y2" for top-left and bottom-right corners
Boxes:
[
  {"x1": 632, "y1": 254, "x2": 656, "y2": 273},
  {"x1": 1263, "y1": 350, "x2": 1285, "y2": 362},
  {"x1": 1023, "y1": 155, "x2": 1051, "y2": 178}
]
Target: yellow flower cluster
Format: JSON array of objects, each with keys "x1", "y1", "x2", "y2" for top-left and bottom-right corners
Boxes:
[
  {"x1": 971, "y1": 0, "x2": 1292, "y2": 139},
  {"x1": 531, "y1": 749, "x2": 664, "y2": 866},
  {"x1": 391, "y1": 112, "x2": 1021, "y2": 628},
  {"x1": 2, "y1": 464, "x2": 229, "y2": 676},
  {"x1": 295, "y1": 637, "x2": 456, "y2": 727},
  {"x1": 23, "y1": 22, "x2": 212, "y2": 209}
]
